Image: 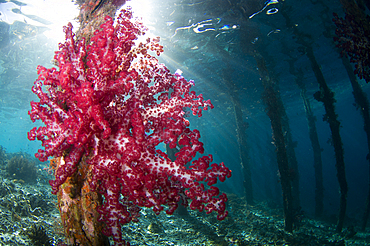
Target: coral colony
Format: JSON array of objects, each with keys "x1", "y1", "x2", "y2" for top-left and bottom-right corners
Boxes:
[
  {"x1": 28, "y1": 8, "x2": 231, "y2": 245},
  {"x1": 333, "y1": 12, "x2": 370, "y2": 83}
]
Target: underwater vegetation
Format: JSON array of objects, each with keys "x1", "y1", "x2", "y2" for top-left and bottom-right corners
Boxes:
[
  {"x1": 0, "y1": 151, "x2": 58, "y2": 245},
  {"x1": 26, "y1": 224, "x2": 52, "y2": 246},
  {"x1": 0, "y1": 145, "x2": 6, "y2": 166},
  {"x1": 5, "y1": 154, "x2": 37, "y2": 183}
]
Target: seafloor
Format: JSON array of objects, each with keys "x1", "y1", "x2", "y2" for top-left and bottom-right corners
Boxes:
[{"x1": 0, "y1": 150, "x2": 369, "y2": 246}]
